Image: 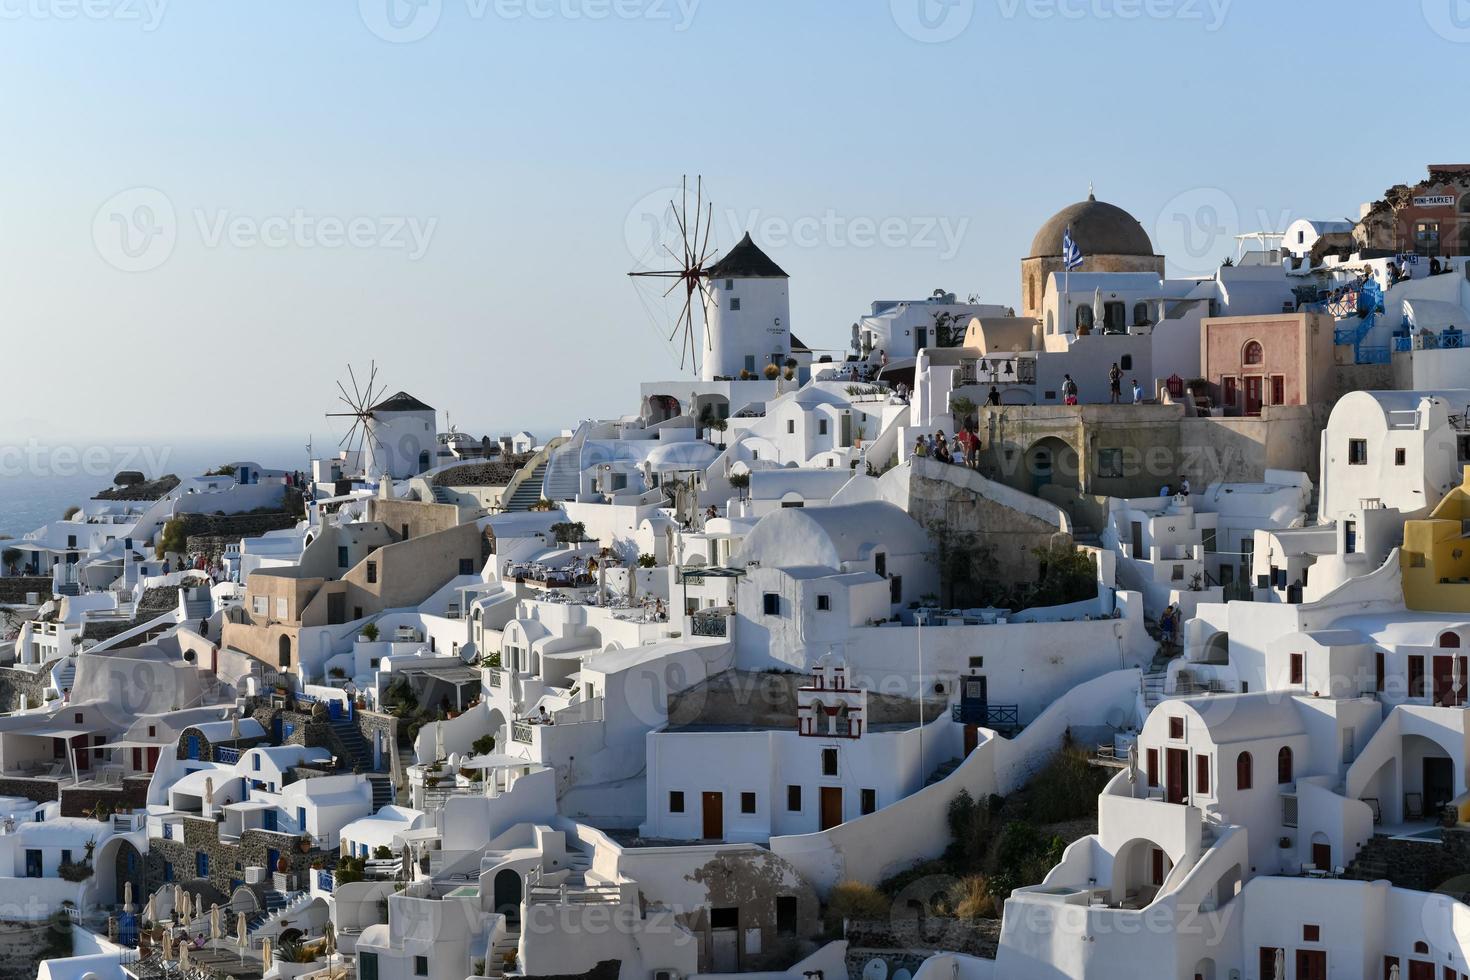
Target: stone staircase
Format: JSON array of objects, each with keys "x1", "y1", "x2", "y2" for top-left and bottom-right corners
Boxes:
[
  {"x1": 328, "y1": 714, "x2": 375, "y2": 773},
  {"x1": 367, "y1": 774, "x2": 395, "y2": 811},
  {"x1": 925, "y1": 757, "x2": 963, "y2": 787},
  {"x1": 504, "y1": 460, "x2": 549, "y2": 512},
  {"x1": 182, "y1": 592, "x2": 212, "y2": 621},
  {"x1": 486, "y1": 921, "x2": 521, "y2": 978},
  {"x1": 54, "y1": 656, "x2": 78, "y2": 694},
  {"x1": 1339, "y1": 833, "x2": 1468, "y2": 891},
  {"x1": 1142, "y1": 672, "x2": 1167, "y2": 711},
  {"x1": 431, "y1": 485, "x2": 455, "y2": 505},
  {"x1": 246, "y1": 889, "x2": 306, "y2": 935}
]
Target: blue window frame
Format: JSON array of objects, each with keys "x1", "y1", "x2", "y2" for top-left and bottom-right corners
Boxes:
[{"x1": 196, "y1": 852, "x2": 209, "y2": 878}]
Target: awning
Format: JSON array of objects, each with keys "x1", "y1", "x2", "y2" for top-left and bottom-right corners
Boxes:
[
  {"x1": 19, "y1": 726, "x2": 96, "y2": 739},
  {"x1": 398, "y1": 664, "x2": 480, "y2": 685}
]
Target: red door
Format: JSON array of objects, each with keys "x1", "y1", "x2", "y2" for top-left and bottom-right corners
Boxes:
[
  {"x1": 1296, "y1": 950, "x2": 1326, "y2": 980},
  {"x1": 73, "y1": 736, "x2": 89, "y2": 772},
  {"x1": 1150, "y1": 848, "x2": 1166, "y2": 886},
  {"x1": 963, "y1": 725, "x2": 979, "y2": 757},
  {"x1": 1434, "y1": 656, "x2": 1455, "y2": 706},
  {"x1": 1166, "y1": 748, "x2": 1189, "y2": 805},
  {"x1": 819, "y1": 787, "x2": 843, "y2": 831},
  {"x1": 1312, "y1": 841, "x2": 1331, "y2": 871},
  {"x1": 147, "y1": 746, "x2": 160, "y2": 770},
  {"x1": 1244, "y1": 376, "x2": 1263, "y2": 415},
  {"x1": 1409, "y1": 960, "x2": 1434, "y2": 980}
]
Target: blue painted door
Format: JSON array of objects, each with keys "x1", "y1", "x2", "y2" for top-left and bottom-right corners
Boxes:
[{"x1": 186, "y1": 735, "x2": 200, "y2": 761}]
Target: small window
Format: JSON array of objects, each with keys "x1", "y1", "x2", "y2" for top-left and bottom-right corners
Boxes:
[
  {"x1": 786, "y1": 420, "x2": 795, "y2": 434},
  {"x1": 366, "y1": 561, "x2": 377, "y2": 584},
  {"x1": 1290, "y1": 653, "x2": 1304, "y2": 685},
  {"x1": 414, "y1": 955, "x2": 428, "y2": 977},
  {"x1": 775, "y1": 896, "x2": 798, "y2": 936},
  {"x1": 1096, "y1": 448, "x2": 1123, "y2": 479},
  {"x1": 1120, "y1": 354, "x2": 1134, "y2": 370},
  {"x1": 1347, "y1": 439, "x2": 1368, "y2": 465},
  {"x1": 741, "y1": 792, "x2": 756, "y2": 814},
  {"x1": 1236, "y1": 752, "x2": 1253, "y2": 790},
  {"x1": 1169, "y1": 717, "x2": 1184, "y2": 739},
  {"x1": 1303, "y1": 924, "x2": 1320, "y2": 942},
  {"x1": 1202, "y1": 528, "x2": 1217, "y2": 553},
  {"x1": 1396, "y1": 447, "x2": 1407, "y2": 466},
  {"x1": 968, "y1": 656, "x2": 984, "y2": 668},
  {"x1": 787, "y1": 785, "x2": 801, "y2": 811},
  {"x1": 861, "y1": 788, "x2": 876, "y2": 814},
  {"x1": 669, "y1": 791, "x2": 684, "y2": 813},
  {"x1": 337, "y1": 546, "x2": 349, "y2": 569},
  {"x1": 730, "y1": 297, "x2": 741, "y2": 312},
  {"x1": 1196, "y1": 754, "x2": 1210, "y2": 795},
  {"x1": 459, "y1": 558, "x2": 474, "y2": 575},
  {"x1": 822, "y1": 748, "x2": 838, "y2": 776},
  {"x1": 874, "y1": 552, "x2": 886, "y2": 577},
  {"x1": 819, "y1": 419, "x2": 829, "y2": 436},
  {"x1": 816, "y1": 594, "x2": 831, "y2": 612},
  {"x1": 1277, "y1": 746, "x2": 1293, "y2": 784},
  {"x1": 763, "y1": 593, "x2": 780, "y2": 616}
]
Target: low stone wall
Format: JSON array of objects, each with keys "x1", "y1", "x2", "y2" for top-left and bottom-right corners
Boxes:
[
  {"x1": 847, "y1": 916, "x2": 1001, "y2": 959},
  {"x1": 0, "y1": 664, "x2": 54, "y2": 713},
  {"x1": 59, "y1": 775, "x2": 150, "y2": 818},
  {"x1": 0, "y1": 577, "x2": 53, "y2": 604},
  {"x1": 667, "y1": 671, "x2": 944, "y2": 730},
  {"x1": 0, "y1": 777, "x2": 60, "y2": 805}
]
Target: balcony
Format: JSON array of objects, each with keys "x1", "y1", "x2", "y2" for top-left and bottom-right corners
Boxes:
[
  {"x1": 512, "y1": 720, "x2": 534, "y2": 744},
  {"x1": 691, "y1": 612, "x2": 729, "y2": 638}
]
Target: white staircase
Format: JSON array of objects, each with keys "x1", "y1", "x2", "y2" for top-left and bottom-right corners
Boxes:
[{"x1": 1142, "y1": 672, "x2": 1167, "y2": 711}]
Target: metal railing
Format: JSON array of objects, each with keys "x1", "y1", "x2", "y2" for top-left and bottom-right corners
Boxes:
[
  {"x1": 511, "y1": 720, "x2": 534, "y2": 744},
  {"x1": 214, "y1": 746, "x2": 240, "y2": 764},
  {"x1": 487, "y1": 669, "x2": 502, "y2": 688},
  {"x1": 950, "y1": 703, "x2": 1020, "y2": 730},
  {"x1": 691, "y1": 613, "x2": 729, "y2": 638}
]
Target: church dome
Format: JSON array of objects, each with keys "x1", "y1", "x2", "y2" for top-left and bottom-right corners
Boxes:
[{"x1": 1028, "y1": 194, "x2": 1156, "y2": 259}]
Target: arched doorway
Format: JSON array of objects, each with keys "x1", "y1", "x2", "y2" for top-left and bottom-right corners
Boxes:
[
  {"x1": 277, "y1": 635, "x2": 292, "y2": 669},
  {"x1": 493, "y1": 869, "x2": 522, "y2": 923},
  {"x1": 1026, "y1": 437, "x2": 1079, "y2": 495}
]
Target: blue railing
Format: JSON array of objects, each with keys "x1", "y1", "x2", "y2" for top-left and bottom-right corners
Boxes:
[
  {"x1": 317, "y1": 869, "x2": 334, "y2": 892},
  {"x1": 1358, "y1": 346, "x2": 1391, "y2": 365},
  {"x1": 214, "y1": 746, "x2": 240, "y2": 764},
  {"x1": 1394, "y1": 335, "x2": 1413, "y2": 353}
]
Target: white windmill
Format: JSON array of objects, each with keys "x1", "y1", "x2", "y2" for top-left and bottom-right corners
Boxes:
[{"x1": 327, "y1": 363, "x2": 389, "y2": 482}]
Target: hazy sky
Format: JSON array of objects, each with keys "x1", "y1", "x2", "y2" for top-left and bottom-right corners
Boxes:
[{"x1": 2, "y1": 0, "x2": 1467, "y2": 448}]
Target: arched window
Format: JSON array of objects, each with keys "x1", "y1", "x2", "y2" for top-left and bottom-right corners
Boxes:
[
  {"x1": 1277, "y1": 746, "x2": 1293, "y2": 784},
  {"x1": 1415, "y1": 941, "x2": 1430, "y2": 955},
  {"x1": 1243, "y1": 341, "x2": 1264, "y2": 365},
  {"x1": 277, "y1": 635, "x2": 292, "y2": 669},
  {"x1": 1236, "y1": 752, "x2": 1253, "y2": 790},
  {"x1": 1440, "y1": 631, "x2": 1461, "y2": 648},
  {"x1": 1133, "y1": 301, "x2": 1150, "y2": 325}
]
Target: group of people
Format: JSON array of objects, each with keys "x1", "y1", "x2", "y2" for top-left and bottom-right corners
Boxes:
[
  {"x1": 1048, "y1": 369, "x2": 1147, "y2": 407},
  {"x1": 1158, "y1": 476, "x2": 1191, "y2": 498},
  {"x1": 912, "y1": 428, "x2": 980, "y2": 468}
]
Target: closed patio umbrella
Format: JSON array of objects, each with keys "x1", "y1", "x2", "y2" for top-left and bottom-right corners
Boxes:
[{"x1": 210, "y1": 902, "x2": 222, "y2": 941}]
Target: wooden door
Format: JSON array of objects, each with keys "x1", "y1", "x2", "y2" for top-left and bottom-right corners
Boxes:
[
  {"x1": 1434, "y1": 656, "x2": 1455, "y2": 706},
  {"x1": 1244, "y1": 376, "x2": 1263, "y2": 415},
  {"x1": 1312, "y1": 841, "x2": 1331, "y2": 871},
  {"x1": 1166, "y1": 748, "x2": 1189, "y2": 804},
  {"x1": 74, "y1": 736, "x2": 89, "y2": 772},
  {"x1": 963, "y1": 725, "x2": 979, "y2": 757},
  {"x1": 1150, "y1": 848, "x2": 1166, "y2": 887},
  {"x1": 147, "y1": 746, "x2": 160, "y2": 770},
  {"x1": 1409, "y1": 960, "x2": 1434, "y2": 980},
  {"x1": 820, "y1": 787, "x2": 843, "y2": 831},
  {"x1": 701, "y1": 792, "x2": 723, "y2": 841},
  {"x1": 1296, "y1": 949, "x2": 1326, "y2": 980}
]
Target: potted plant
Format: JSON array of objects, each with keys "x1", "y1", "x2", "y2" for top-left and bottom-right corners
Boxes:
[
  {"x1": 763, "y1": 364, "x2": 780, "y2": 380},
  {"x1": 360, "y1": 623, "x2": 379, "y2": 643}
]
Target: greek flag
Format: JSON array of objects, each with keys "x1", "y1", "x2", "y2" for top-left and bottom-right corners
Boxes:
[{"x1": 1062, "y1": 226, "x2": 1084, "y2": 271}]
